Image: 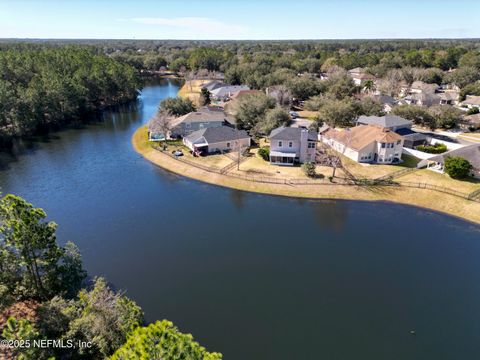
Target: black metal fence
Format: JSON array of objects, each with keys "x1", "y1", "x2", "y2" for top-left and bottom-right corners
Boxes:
[{"x1": 152, "y1": 146, "x2": 480, "y2": 204}]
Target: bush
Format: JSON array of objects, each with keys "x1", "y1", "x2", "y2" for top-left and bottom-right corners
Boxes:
[
  {"x1": 301, "y1": 162, "x2": 316, "y2": 177},
  {"x1": 416, "y1": 143, "x2": 447, "y2": 154},
  {"x1": 258, "y1": 147, "x2": 270, "y2": 161},
  {"x1": 160, "y1": 97, "x2": 195, "y2": 116},
  {"x1": 467, "y1": 107, "x2": 479, "y2": 115},
  {"x1": 444, "y1": 156, "x2": 473, "y2": 179}
]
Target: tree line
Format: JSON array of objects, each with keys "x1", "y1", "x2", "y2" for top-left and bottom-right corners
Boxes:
[
  {"x1": 0, "y1": 44, "x2": 141, "y2": 146},
  {"x1": 0, "y1": 194, "x2": 221, "y2": 359}
]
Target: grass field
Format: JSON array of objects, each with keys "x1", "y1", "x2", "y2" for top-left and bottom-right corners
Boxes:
[
  {"x1": 133, "y1": 125, "x2": 480, "y2": 224},
  {"x1": 177, "y1": 79, "x2": 211, "y2": 105},
  {"x1": 297, "y1": 110, "x2": 318, "y2": 119},
  {"x1": 340, "y1": 154, "x2": 420, "y2": 179}
]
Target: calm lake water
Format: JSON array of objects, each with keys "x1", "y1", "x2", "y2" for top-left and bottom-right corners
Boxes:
[{"x1": 1, "y1": 78, "x2": 480, "y2": 359}]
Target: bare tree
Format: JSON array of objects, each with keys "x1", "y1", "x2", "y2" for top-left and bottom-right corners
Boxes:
[
  {"x1": 231, "y1": 130, "x2": 248, "y2": 170},
  {"x1": 149, "y1": 110, "x2": 173, "y2": 150}
]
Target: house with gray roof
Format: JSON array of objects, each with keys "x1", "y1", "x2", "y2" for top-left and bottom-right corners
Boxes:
[
  {"x1": 356, "y1": 115, "x2": 427, "y2": 148},
  {"x1": 268, "y1": 126, "x2": 317, "y2": 166},
  {"x1": 356, "y1": 115, "x2": 412, "y2": 132},
  {"x1": 203, "y1": 80, "x2": 225, "y2": 92},
  {"x1": 417, "y1": 144, "x2": 480, "y2": 179},
  {"x1": 405, "y1": 92, "x2": 441, "y2": 107},
  {"x1": 169, "y1": 107, "x2": 230, "y2": 138},
  {"x1": 410, "y1": 81, "x2": 440, "y2": 94},
  {"x1": 210, "y1": 85, "x2": 250, "y2": 100},
  {"x1": 368, "y1": 94, "x2": 397, "y2": 113},
  {"x1": 183, "y1": 126, "x2": 251, "y2": 155}
]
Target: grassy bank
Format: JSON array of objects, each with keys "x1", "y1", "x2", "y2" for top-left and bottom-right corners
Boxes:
[
  {"x1": 132, "y1": 125, "x2": 480, "y2": 225},
  {"x1": 177, "y1": 79, "x2": 212, "y2": 105}
]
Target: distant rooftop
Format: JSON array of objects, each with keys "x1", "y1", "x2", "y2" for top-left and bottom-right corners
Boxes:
[{"x1": 357, "y1": 115, "x2": 411, "y2": 129}]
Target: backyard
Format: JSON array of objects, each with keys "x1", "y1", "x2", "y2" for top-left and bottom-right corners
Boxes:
[{"x1": 178, "y1": 79, "x2": 211, "y2": 105}]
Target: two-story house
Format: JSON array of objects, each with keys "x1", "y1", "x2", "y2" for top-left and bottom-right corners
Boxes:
[
  {"x1": 347, "y1": 67, "x2": 376, "y2": 86},
  {"x1": 322, "y1": 125, "x2": 404, "y2": 164},
  {"x1": 356, "y1": 115, "x2": 426, "y2": 148},
  {"x1": 268, "y1": 127, "x2": 317, "y2": 166},
  {"x1": 169, "y1": 107, "x2": 231, "y2": 138}
]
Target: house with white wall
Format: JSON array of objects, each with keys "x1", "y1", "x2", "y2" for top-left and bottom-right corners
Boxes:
[
  {"x1": 417, "y1": 144, "x2": 480, "y2": 179},
  {"x1": 268, "y1": 127, "x2": 317, "y2": 166},
  {"x1": 347, "y1": 67, "x2": 376, "y2": 86},
  {"x1": 322, "y1": 125, "x2": 404, "y2": 164}
]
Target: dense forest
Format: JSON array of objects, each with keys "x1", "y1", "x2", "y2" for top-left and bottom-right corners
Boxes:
[
  {"x1": 0, "y1": 194, "x2": 221, "y2": 359},
  {"x1": 0, "y1": 44, "x2": 141, "y2": 145},
  {"x1": 1, "y1": 39, "x2": 480, "y2": 144}
]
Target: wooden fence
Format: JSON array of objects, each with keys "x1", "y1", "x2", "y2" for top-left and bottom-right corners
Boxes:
[{"x1": 152, "y1": 146, "x2": 480, "y2": 204}]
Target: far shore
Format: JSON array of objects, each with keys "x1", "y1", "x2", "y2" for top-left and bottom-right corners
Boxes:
[{"x1": 132, "y1": 125, "x2": 480, "y2": 225}]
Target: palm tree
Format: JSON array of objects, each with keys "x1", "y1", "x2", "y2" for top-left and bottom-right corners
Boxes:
[{"x1": 363, "y1": 80, "x2": 375, "y2": 93}]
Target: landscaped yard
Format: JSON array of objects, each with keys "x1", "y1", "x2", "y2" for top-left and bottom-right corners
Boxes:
[
  {"x1": 340, "y1": 154, "x2": 420, "y2": 179},
  {"x1": 297, "y1": 110, "x2": 318, "y2": 119},
  {"x1": 230, "y1": 147, "x2": 343, "y2": 180},
  {"x1": 161, "y1": 140, "x2": 234, "y2": 169},
  {"x1": 397, "y1": 168, "x2": 480, "y2": 194}
]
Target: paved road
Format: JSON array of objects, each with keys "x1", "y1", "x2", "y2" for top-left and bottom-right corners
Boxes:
[{"x1": 412, "y1": 126, "x2": 477, "y2": 145}]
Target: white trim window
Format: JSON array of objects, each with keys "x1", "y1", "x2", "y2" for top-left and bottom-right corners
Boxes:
[
  {"x1": 278, "y1": 141, "x2": 283, "y2": 147},
  {"x1": 288, "y1": 141, "x2": 293, "y2": 148}
]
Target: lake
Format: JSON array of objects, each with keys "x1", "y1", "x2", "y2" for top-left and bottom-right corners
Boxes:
[{"x1": 1, "y1": 78, "x2": 479, "y2": 359}]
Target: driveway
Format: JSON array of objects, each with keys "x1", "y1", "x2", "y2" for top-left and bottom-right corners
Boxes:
[{"x1": 290, "y1": 117, "x2": 313, "y2": 128}]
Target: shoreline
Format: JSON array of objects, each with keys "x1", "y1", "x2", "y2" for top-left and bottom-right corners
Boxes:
[{"x1": 132, "y1": 125, "x2": 480, "y2": 225}]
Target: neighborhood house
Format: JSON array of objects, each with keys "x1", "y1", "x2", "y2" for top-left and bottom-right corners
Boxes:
[
  {"x1": 356, "y1": 115, "x2": 412, "y2": 132},
  {"x1": 268, "y1": 126, "x2": 317, "y2": 166},
  {"x1": 418, "y1": 144, "x2": 480, "y2": 178},
  {"x1": 210, "y1": 85, "x2": 250, "y2": 100},
  {"x1": 183, "y1": 126, "x2": 251, "y2": 156},
  {"x1": 462, "y1": 95, "x2": 480, "y2": 110},
  {"x1": 322, "y1": 125, "x2": 404, "y2": 164},
  {"x1": 347, "y1": 67, "x2": 376, "y2": 86},
  {"x1": 356, "y1": 115, "x2": 427, "y2": 148},
  {"x1": 169, "y1": 107, "x2": 230, "y2": 138}
]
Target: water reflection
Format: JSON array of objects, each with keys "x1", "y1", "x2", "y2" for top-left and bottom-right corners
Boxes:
[
  {"x1": 311, "y1": 199, "x2": 349, "y2": 232},
  {"x1": 230, "y1": 189, "x2": 246, "y2": 211}
]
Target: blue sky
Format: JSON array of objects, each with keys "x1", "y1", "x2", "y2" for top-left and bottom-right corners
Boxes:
[{"x1": 1, "y1": 0, "x2": 479, "y2": 40}]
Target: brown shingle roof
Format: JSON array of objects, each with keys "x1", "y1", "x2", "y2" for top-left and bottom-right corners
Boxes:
[{"x1": 324, "y1": 125, "x2": 403, "y2": 151}]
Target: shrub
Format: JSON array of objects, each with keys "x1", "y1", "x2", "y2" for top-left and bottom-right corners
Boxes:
[
  {"x1": 444, "y1": 156, "x2": 473, "y2": 179},
  {"x1": 257, "y1": 147, "x2": 270, "y2": 161},
  {"x1": 467, "y1": 107, "x2": 479, "y2": 115},
  {"x1": 301, "y1": 162, "x2": 316, "y2": 177},
  {"x1": 416, "y1": 143, "x2": 447, "y2": 154}
]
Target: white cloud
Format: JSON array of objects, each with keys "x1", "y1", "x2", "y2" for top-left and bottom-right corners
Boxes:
[{"x1": 120, "y1": 17, "x2": 247, "y2": 38}]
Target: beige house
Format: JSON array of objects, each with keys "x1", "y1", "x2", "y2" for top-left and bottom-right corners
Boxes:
[
  {"x1": 322, "y1": 125, "x2": 404, "y2": 164},
  {"x1": 347, "y1": 67, "x2": 376, "y2": 86}
]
